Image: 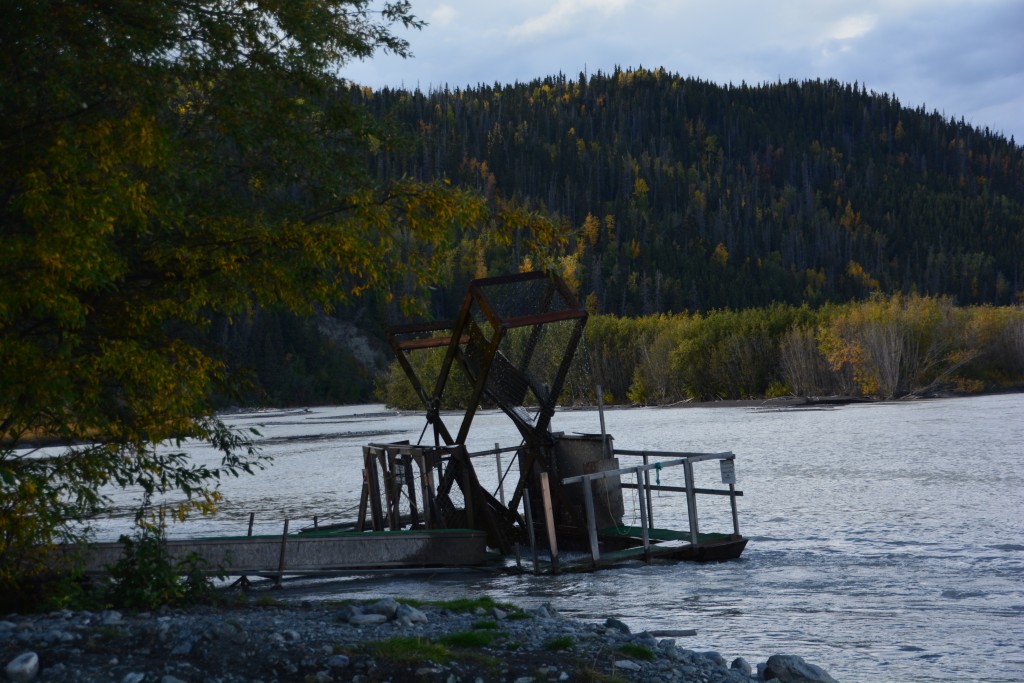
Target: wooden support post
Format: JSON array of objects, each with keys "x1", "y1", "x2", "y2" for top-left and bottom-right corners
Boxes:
[
  {"x1": 356, "y1": 467, "x2": 369, "y2": 532},
  {"x1": 384, "y1": 450, "x2": 399, "y2": 530},
  {"x1": 273, "y1": 519, "x2": 289, "y2": 589},
  {"x1": 364, "y1": 447, "x2": 385, "y2": 532},
  {"x1": 402, "y1": 452, "x2": 420, "y2": 529},
  {"x1": 539, "y1": 472, "x2": 559, "y2": 574},
  {"x1": 582, "y1": 479, "x2": 601, "y2": 567},
  {"x1": 419, "y1": 455, "x2": 435, "y2": 528},
  {"x1": 231, "y1": 511, "x2": 257, "y2": 589},
  {"x1": 523, "y1": 488, "x2": 539, "y2": 574},
  {"x1": 634, "y1": 467, "x2": 650, "y2": 562},
  {"x1": 683, "y1": 459, "x2": 700, "y2": 546}
]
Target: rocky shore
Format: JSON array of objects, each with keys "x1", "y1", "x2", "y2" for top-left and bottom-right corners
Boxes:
[{"x1": 2, "y1": 596, "x2": 838, "y2": 683}]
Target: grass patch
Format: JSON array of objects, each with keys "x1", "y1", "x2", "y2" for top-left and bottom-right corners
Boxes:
[
  {"x1": 616, "y1": 643, "x2": 655, "y2": 661},
  {"x1": 439, "y1": 630, "x2": 498, "y2": 648},
  {"x1": 403, "y1": 595, "x2": 524, "y2": 615},
  {"x1": 361, "y1": 636, "x2": 451, "y2": 664},
  {"x1": 544, "y1": 635, "x2": 575, "y2": 651},
  {"x1": 472, "y1": 620, "x2": 499, "y2": 630},
  {"x1": 96, "y1": 626, "x2": 127, "y2": 640},
  {"x1": 576, "y1": 667, "x2": 628, "y2": 683},
  {"x1": 322, "y1": 598, "x2": 360, "y2": 607},
  {"x1": 429, "y1": 596, "x2": 500, "y2": 612}
]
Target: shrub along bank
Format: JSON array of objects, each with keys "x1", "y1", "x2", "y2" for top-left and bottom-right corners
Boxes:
[{"x1": 378, "y1": 294, "x2": 1024, "y2": 407}]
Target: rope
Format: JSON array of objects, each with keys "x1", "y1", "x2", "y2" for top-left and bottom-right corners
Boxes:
[{"x1": 655, "y1": 461, "x2": 662, "y2": 486}]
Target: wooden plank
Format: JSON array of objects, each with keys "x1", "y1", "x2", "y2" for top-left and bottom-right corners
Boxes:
[
  {"x1": 501, "y1": 308, "x2": 588, "y2": 330},
  {"x1": 363, "y1": 447, "x2": 385, "y2": 532},
  {"x1": 539, "y1": 472, "x2": 559, "y2": 573},
  {"x1": 387, "y1": 320, "x2": 456, "y2": 335},
  {"x1": 397, "y1": 334, "x2": 470, "y2": 351}
]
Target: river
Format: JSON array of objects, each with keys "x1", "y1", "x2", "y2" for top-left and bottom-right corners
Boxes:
[{"x1": 95, "y1": 392, "x2": 1024, "y2": 682}]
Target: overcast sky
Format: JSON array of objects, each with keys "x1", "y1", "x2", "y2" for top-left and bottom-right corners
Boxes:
[{"x1": 344, "y1": 0, "x2": 1023, "y2": 143}]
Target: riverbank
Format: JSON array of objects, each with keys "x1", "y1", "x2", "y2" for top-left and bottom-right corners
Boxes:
[{"x1": 2, "y1": 595, "x2": 838, "y2": 683}]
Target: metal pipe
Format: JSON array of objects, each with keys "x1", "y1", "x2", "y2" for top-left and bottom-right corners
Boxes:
[
  {"x1": 643, "y1": 452, "x2": 654, "y2": 530},
  {"x1": 494, "y1": 443, "x2": 506, "y2": 506},
  {"x1": 683, "y1": 460, "x2": 699, "y2": 546},
  {"x1": 634, "y1": 466, "x2": 650, "y2": 561},
  {"x1": 523, "y1": 489, "x2": 539, "y2": 574},
  {"x1": 582, "y1": 479, "x2": 600, "y2": 567}
]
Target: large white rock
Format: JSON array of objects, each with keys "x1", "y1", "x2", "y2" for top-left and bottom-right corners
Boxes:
[
  {"x1": 5, "y1": 652, "x2": 39, "y2": 683},
  {"x1": 763, "y1": 654, "x2": 840, "y2": 683}
]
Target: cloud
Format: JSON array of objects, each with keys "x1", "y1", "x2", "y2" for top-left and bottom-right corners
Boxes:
[
  {"x1": 341, "y1": 0, "x2": 1023, "y2": 140},
  {"x1": 508, "y1": 0, "x2": 631, "y2": 41},
  {"x1": 824, "y1": 14, "x2": 878, "y2": 41},
  {"x1": 430, "y1": 4, "x2": 457, "y2": 27}
]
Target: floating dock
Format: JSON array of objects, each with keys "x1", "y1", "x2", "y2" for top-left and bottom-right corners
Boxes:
[{"x1": 72, "y1": 272, "x2": 747, "y2": 580}]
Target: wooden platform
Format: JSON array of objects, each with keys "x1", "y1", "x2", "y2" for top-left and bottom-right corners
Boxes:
[{"x1": 69, "y1": 528, "x2": 488, "y2": 576}]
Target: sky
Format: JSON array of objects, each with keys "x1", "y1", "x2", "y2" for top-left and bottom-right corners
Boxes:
[{"x1": 343, "y1": 0, "x2": 1023, "y2": 143}]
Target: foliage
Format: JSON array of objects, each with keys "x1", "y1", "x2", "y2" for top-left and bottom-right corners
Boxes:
[
  {"x1": 382, "y1": 296, "x2": 1024, "y2": 407},
  {"x1": 544, "y1": 635, "x2": 576, "y2": 651},
  {"x1": 359, "y1": 68, "x2": 1024, "y2": 314},
  {"x1": 374, "y1": 339, "x2": 475, "y2": 410},
  {"x1": 402, "y1": 595, "x2": 523, "y2": 614},
  {"x1": 359, "y1": 636, "x2": 453, "y2": 665},
  {"x1": 615, "y1": 643, "x2": 655, "y2": 661},
  {"x1": 103, "y1": 526, "x2": 222, "y2": 610},
  {"x1": 440, "y1": 630, "x2": 499, "y2": 648},
  {"x1": 819, "y1": 294, "x2": 980, "y2": 398},
  {"x1": 472, "y1": 619, "x2": 500, "y2": 630},
  {"x1": 0, "y1": 1, "x2": 569, "y2": 598}
]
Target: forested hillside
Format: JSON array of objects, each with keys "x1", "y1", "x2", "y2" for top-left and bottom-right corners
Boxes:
[
  {"x1": 221, "y1": 68, "x2": 1024, "y2": 405},
  {"x1": 358, "y1": 67, "x2": 1024, "y2": 315}
]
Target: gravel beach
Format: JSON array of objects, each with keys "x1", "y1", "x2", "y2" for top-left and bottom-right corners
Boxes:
[{"x1": 2, "y1": 596, "x2": 839, "y2": 683}]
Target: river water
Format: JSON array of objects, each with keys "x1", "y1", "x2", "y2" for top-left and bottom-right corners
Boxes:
[{"x1": 95, "y1": 393, "x2": 1024, "y2": 682}]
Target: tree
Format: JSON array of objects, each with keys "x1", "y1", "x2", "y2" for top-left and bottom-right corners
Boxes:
[{"x1": 1, "y1": 1, "x2": 552, "y2": 589}]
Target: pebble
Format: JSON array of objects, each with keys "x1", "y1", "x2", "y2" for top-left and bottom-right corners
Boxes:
[
  {"x1": 326, "y1": 654, "x2": 350, "y2": 668},
  {"x1": 0, "y1": 598, "x2": 839, "y2": 683}
]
